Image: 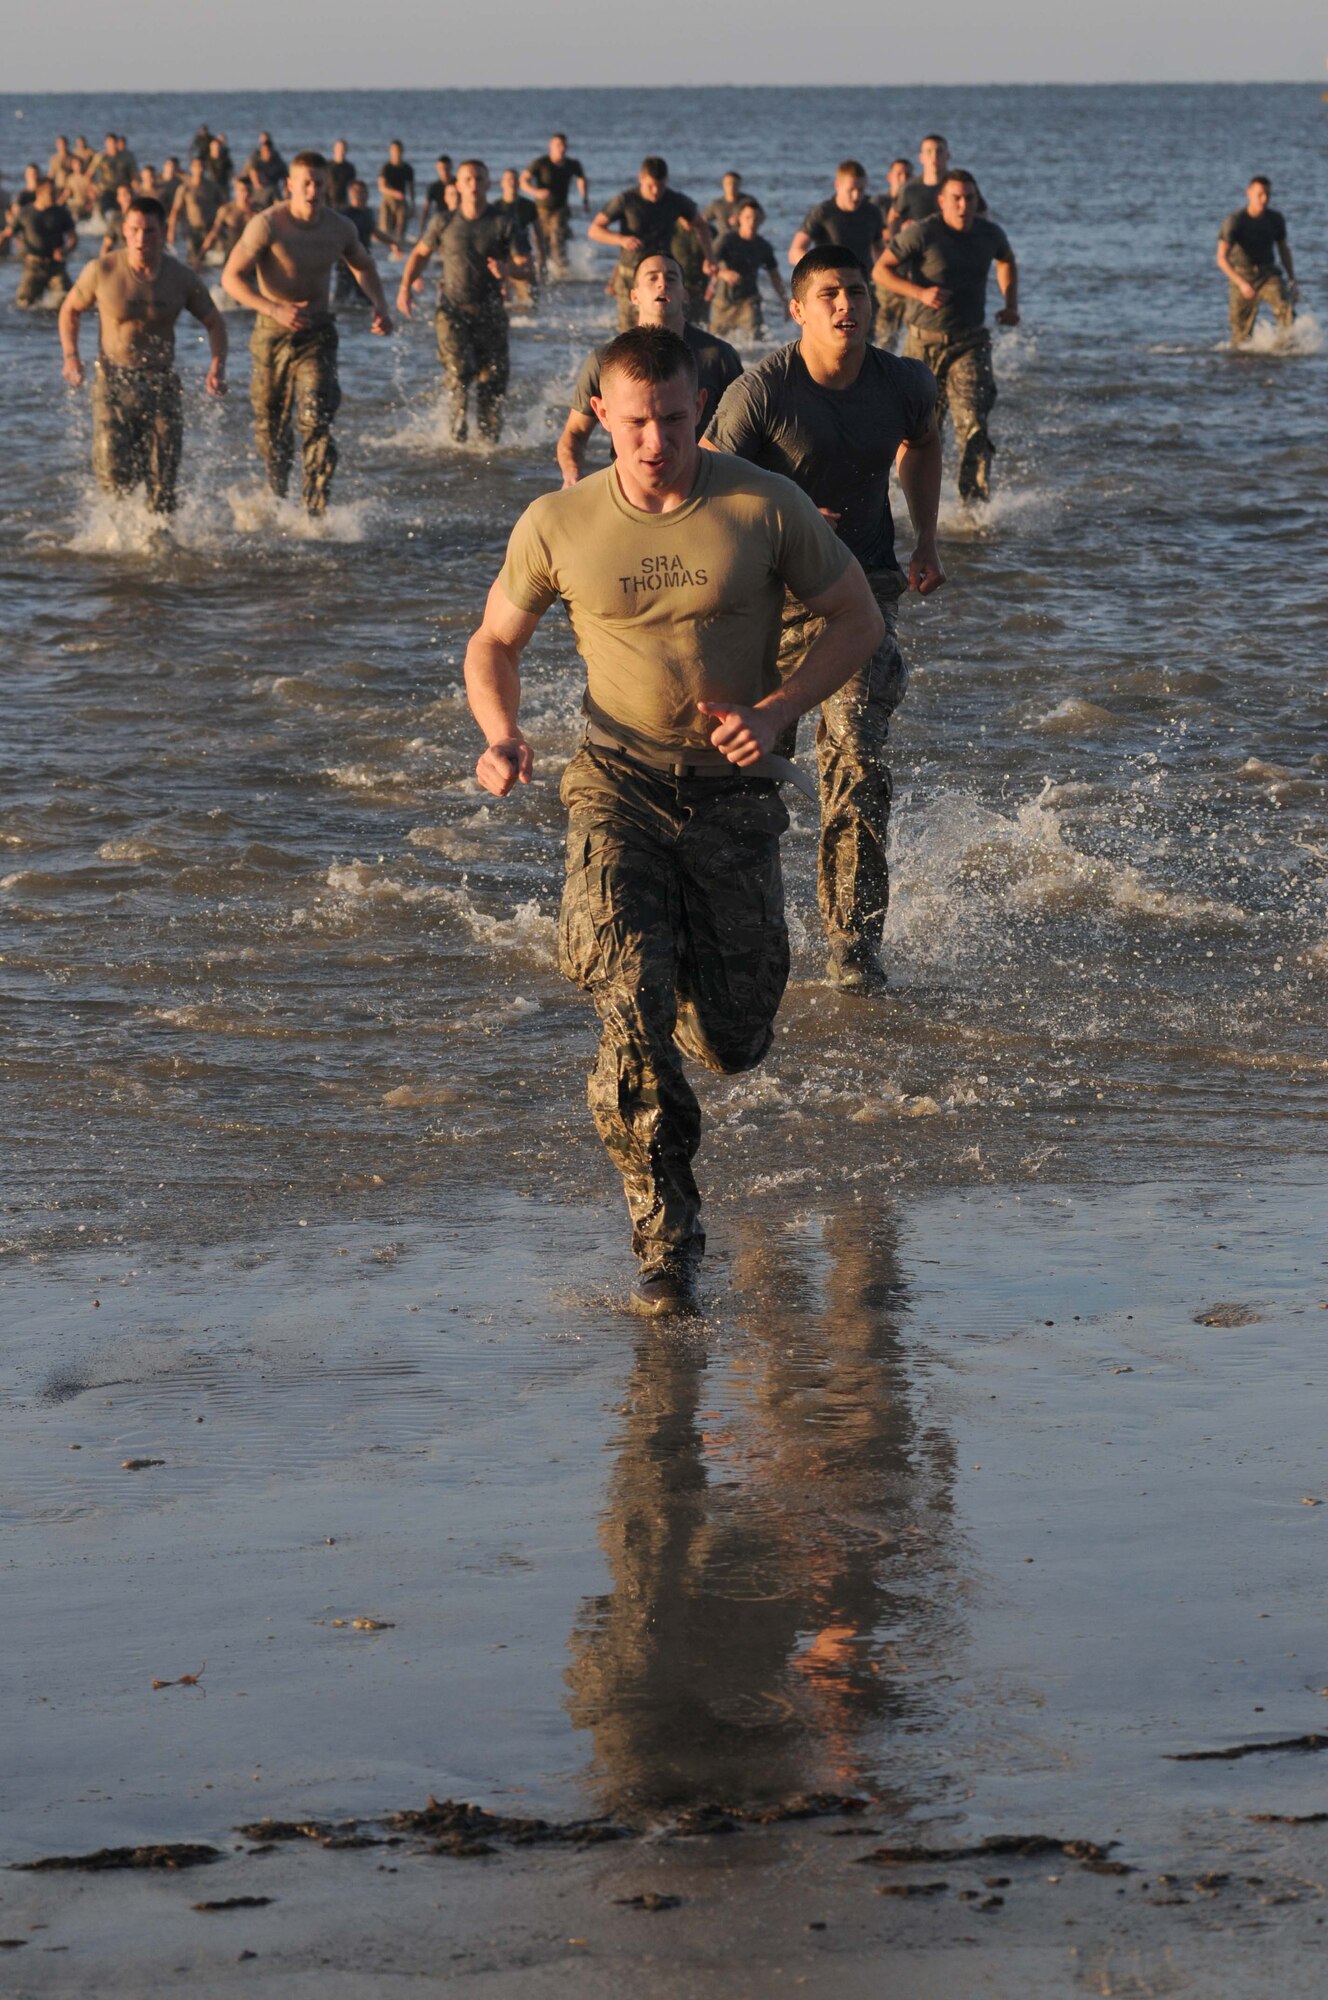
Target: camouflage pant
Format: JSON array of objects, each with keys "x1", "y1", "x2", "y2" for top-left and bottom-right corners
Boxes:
[
  {"x1": 435, "y1": 298, "x2": 509, "y2": 442},
  {"x1": 710, "y1": 291, "x2": 763, "y2": 342},
  {"x1": 535, "y1": 206, "x2": 570, "y2": 274},
  {"x1": 873, "y1": 283, "x2": 906, "y2": 350},
  {"x1": 18, "y1": 255, "x2": 70, "y2": 307},
  {"x1": 776, "y1": 570, "x2": 908, "y2": 958},
  {"x1": 1228, "y1": 270, "x2": 1294, "y2": 343},
  {"x1": 250, "y1": 317, "x2": 341, "y2": 514},
  {"x1": 559, "y1": 747, "x2": 790, "y2": 1269},
  {"x1": 905, "y1": 326, "x2": 997, "y2": 501},
  {"x1": 92, "y1": 361, "x2": 183, "y2": 513}
]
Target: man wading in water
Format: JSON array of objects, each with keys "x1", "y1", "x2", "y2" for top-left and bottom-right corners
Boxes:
[
  {"x1": 59, "y1": 196, "x2": 227, "y2": 515},
  {"x1": 463, "y1": 326, "x2": 883, "y2": 1316},
  {"x1": 222, "y1": 151, "x2": 392, "y2": 515}
]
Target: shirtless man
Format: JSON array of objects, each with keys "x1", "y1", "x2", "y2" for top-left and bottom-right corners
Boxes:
[
  {"x1": 589, "y1": 156, "x2": 711, "y2": 331},
  {"x1": 223, "y1": 151, "x2": 392, "y2": 514},
  {"x1": 556, "y1": 251, "x2": 741, "y2": 485},
  {"x1": 59, "y1": 196, "x2": 227, "y2": 514},
  {"x1": 200, "y1": 177, "x2": 256, "y2": 266},
  {"x1": 0, "y1": 178, "x2": 77, "y2": 307},
  {"x1": 168, "y1": 157, "x2": 222, "y2": 266}
]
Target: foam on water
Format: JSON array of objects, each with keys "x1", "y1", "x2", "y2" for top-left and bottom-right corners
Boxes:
[
  {"x1": 1227, "y1": 309, "x2": 1323, "y2": 358},
  {"x1": 225, "y1": 485, "x2": 373, "y2": 541},
  {"x1": 324, "y1": 861, "x2": 556, "y2": 958},
  {"x1": 1035, "y1": 697, "x2": 1121, "y2": 735}
]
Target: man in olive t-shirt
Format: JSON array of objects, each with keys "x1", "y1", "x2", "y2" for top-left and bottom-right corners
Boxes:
[
  {"x1": 1216, "y1": 176, "x2": 1296, "y2": 343},
  {"x1": 876, "y1": 169, "x2": 1019, "y2": 505},
  {"x1": 463, "y1": 325, "x2": 883, "y2": 1314},
  {"x1": 706, "y1": 243, "x2": 943, "y2": 993}
]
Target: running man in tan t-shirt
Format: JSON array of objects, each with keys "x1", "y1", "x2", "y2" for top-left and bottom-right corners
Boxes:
[
  {"x1": 59, "y1": 195, "x2": 227, "y2": 514},
  {"x1": 222, "y1": 149, "x2": 392, "y2": 514},
  {"x1": 463, "y1": 324, "x2": 883, "y2": 1316}
]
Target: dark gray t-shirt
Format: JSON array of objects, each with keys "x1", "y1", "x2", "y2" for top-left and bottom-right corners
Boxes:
[
  {"x1": 1219, "y1": 206, "x2": 1287, "y2": 277},
  {"x1": 705, "y1": 340, "x2": 936, "y2": 571},
  {"x1": 890, "y1": 214, "x2": 1013, "y2": 337},
  {"x1": 601, "y1": 186, "x2": 699, "y2": 271},
  {"x1": 571, "y1": 319, "x2": 743, "y2": 436},
  {"x1": 801, "y1": 198, "x2": 885, "y2": 272},
  {"x1": 890, "y1": 176, "x2": 988, "y2": 227},
  {"x1": 421, "y1": 206, "x2": 518, "y2": 308},
  {"x1": 713, "y1": 229, "x2": 777, "y2": 300}
]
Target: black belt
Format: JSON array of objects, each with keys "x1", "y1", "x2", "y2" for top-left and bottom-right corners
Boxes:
[{"x1": 584, "y1": 723, "x2": 816, "y2": 799}]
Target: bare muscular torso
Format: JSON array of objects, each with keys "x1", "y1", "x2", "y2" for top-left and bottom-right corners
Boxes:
[
  {"x1": 69, "y1": 250, "x2": 214, "y2": 370},
  {"x1": 233, "y1": 202, "x2": 358, "y2": 320}
]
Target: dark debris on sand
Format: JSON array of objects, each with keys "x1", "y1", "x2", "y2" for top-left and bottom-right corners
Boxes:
[
  {"x1": 857, "y1": 1834, "x2": 1129, "y2": 1874},
  {"x1": 14, "y1": 1844, "x2": 222, "y2": 1873}
]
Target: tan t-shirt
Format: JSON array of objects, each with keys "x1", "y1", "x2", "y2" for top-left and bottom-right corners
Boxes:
[
  {"x1": 498, "y1": 449, "x2": 850, "y2": 760},
  {"x1": 231, "y1": 201, "x2": 359, "y2": 320},
  {"x1": 69, "y1": 249, "x2": 214, "y2": 370}
]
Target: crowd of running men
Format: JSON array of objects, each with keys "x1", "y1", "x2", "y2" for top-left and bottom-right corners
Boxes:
[
  {"x1": 1, "y1": 120, "x2": 1299, "y2": 524},
  {"x1": 0, "y1": 120, "x2": 1305, "y2": 1311}
]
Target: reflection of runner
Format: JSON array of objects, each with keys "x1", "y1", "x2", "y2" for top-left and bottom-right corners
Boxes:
[
  {"x1": 396, "y1": 160, "x2": 529, "y2": 445},
  {"x1": 875, "y1": 169, "x2": 1019, "y2": 506},
  {"x1": 565, "y1": 1207, "x2": 955, "y2": 1815},
  {"x1": 706, "y1": 244, "x2": 944, "y2": 993},
  {"x1": 223, "y1": 153, "x2": 392, "y2": 514},
  {"x1": 59, "y1": 196, "x2": 227, "y2": 514},
  {"x1": 1217, "y1": 177, "x2": 1296, "y2": 344},
  {"x1": 557, "y1": 253, "x2": 741, "y2": 485},
  {"x1": 464, "y1": 325, "x2": 883, "y2": 1312}
]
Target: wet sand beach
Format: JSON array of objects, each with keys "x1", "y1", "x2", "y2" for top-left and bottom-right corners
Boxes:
[{"x1": 2, "y1": 82, "x2": 1326, "y2": 1993}]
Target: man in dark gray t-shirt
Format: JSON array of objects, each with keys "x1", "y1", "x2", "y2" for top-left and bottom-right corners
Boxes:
[
  {"x1": 1216, "y1": 176, "x2": 1296, "y2": 344},
  {"x1": 705, "y1": 244, "x2": 944, "y2": 993},
  {"x1": 396, "y1": 159, "x2": 530, "y2": 444},
  {"x1": 875, "y1": 169, "x2": 1019, "y2": 506}
]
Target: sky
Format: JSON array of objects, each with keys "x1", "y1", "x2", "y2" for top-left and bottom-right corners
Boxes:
[{"x1": 5, "y1": 0, "x2": 1325, "y2": 88}]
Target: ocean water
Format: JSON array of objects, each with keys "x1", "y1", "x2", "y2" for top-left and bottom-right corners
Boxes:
[{"x1": 0, "y1": 85, "x2": 1325, "y2": 1259}]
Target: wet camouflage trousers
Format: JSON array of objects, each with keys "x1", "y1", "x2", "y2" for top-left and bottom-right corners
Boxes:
[
  {"x1": 873, "y1": 283, "x2": 906, "y2": 350},
  {"x1": 535, "y1": 206, "x2": 570, "y2": 275},
  {"x1": 710, "y1": 292, "x2": 764, "y2": 342},
  {"x1": 435, "y1": 298, "x2": 509, "y2": 443},
  {"x1": 776, "y1": 570, "x2": 908, "y2": 960},
  {"x1": 18, "y1": 255, "x2": 70, "y2": 308},
  {"x1": 1228, "y1": 271, "x2": 1294, "y2": 343},
  {"x1": 905, "y1": 326, "x2": 998, "y2": 502},
  {"x1": 559, "y1": 747, "x2": 790, "y2": 1269},
  {"x1": 250, "y1": 318, "x2": 341, "y2": 514},
  {"x1": 92, "y1": 361, "x2": 183, "y2": 514}
]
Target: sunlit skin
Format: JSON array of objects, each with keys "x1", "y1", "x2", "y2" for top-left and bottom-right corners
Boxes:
[
  {"x1": 873, "y1": 178, "x2": 1019, "y2": 328},
  {"x1": 60, "y1": 208, "x2": 228, "y2": 392},
  {"x1": 396, "y1": 162, "x2": 527, "y2": 319},
  {"x1": 1215, "y1": 178, "x2": 1296, "y2": 302},
  {"x1": 918, "y1": 136, "x2": 950, "y2": 186},
  {"x1": 886, "y1": 159, "x2": 911, "y2": 202},
  {"x1": 222, "y1": 162, "x2": 392, "y2": 335}
]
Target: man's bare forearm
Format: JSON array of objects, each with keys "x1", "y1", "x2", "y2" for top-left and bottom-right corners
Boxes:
[
  {"x1": 872, "y1": 255, "x2": 928, "y2": 301},
  {"x1": 897, "y1": 430, "x2": 942, "y2": 544},
  {"x1": 757, "y1": 596, "x2": 884, "y2": 730},
  {"x1": 464, "y1": 635, "x2": 525, "y2": 744},
  {"x1": 220, "y1": 256, "x2": 268, "y2": 313}
]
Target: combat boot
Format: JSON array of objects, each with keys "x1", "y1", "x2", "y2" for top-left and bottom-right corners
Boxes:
[
  {"x1": 826, "y1": 941, "x2": 889, "y2": 994},
  {"x1": 630, "y1": 1253, "x2": 702, "y2": 1319}
]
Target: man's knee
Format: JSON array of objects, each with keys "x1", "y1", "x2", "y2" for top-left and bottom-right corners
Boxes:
[{"x1": 674, "y1": 999, "x2": 773, "y2": 1076}]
